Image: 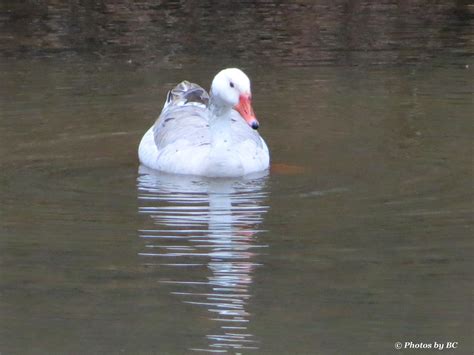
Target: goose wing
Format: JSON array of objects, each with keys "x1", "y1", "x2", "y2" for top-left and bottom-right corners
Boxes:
[{"x1": 153, "y1": 81, "x2": 211, "y2": 151}]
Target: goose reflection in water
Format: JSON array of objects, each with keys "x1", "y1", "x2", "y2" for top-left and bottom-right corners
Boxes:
[{"x1": 137, "y1": 166, "x2": 269, "y2": 353}]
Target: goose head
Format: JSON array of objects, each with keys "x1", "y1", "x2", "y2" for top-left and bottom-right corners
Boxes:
[{"x1": 210, "y1": 68, "x2": 259, "y2": 130}]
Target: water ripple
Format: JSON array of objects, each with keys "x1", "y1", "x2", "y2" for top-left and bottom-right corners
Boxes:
[{"x1": 137, "y1": 167, "x2": 269, "y2": 353}]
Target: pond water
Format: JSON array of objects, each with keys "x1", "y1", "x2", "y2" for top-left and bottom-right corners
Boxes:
[{"x1": 1, "y1": 1, "x2": 473, "y2": 354}]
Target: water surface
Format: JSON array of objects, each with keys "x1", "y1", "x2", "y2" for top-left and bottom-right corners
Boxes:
[{"x1": 1, "y1": 1, "x2": 473, "y2": 354}]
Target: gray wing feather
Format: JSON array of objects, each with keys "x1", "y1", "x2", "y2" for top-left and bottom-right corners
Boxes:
[
  {"x1": 154, "y1": 81, "x2": 210, "y2": 150},
  {"x1": 163, "y1": 80, "x2": 209, "y2": 110},
  {"x1": 153, "y1": 106, "x2": 210, "y2": 149}
]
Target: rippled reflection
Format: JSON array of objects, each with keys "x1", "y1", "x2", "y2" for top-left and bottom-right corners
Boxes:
[{"x1": 137, "y1": 166, "x2": 269, "y2": 353}]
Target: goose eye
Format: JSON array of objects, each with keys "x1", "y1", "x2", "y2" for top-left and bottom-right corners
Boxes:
[{"x1": 229, "y1": 82, "x2": 234, "y2": 88}]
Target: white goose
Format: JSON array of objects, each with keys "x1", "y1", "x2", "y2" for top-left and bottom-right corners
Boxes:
[{"x1": 138, "y1": 68, "x2": 270, "y2": 177}]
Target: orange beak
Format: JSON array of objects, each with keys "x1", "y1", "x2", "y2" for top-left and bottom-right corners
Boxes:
[{"x1": 234, "y1": 94, "x2": 259, "y2": 130}]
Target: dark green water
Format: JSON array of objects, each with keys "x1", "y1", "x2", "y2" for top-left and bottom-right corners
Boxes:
[{"x1": 1, "y1": 1, "x2": 473, "y2": 354}]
